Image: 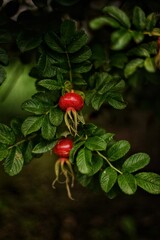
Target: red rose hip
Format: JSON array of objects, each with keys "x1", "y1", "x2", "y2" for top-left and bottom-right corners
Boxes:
[{"x1": 53, "y1": 138, "x2": 73, "y2": 157}]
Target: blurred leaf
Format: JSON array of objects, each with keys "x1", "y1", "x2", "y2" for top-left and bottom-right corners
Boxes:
[
  {"x1": 132, "y1": 31, "x2": 144, "y2": 44},
  {"x1": 103, "y1": 6, "x2": 131, "y2": 28},
  {"x1": 133, "y1": 6, "x2": 146, "y2": 30},
  {"x1": 127, "y1": 46, "x2": 150, "y2": 57},
  {"x1": 144, "y1": 57, "x2": 156, "y2": 72},
  {"x1": 0, "y1": 48, "x2": 9, "y2": 65},
  {"x1": 0, "y1": 29, "x2": 12, "y2": 43},
  {"x1": 146, "y1": 13, "x2": 157, "y2": 31},
  {"x1": 100, "y1": 167, "x2": 117, "y2": 193},
  {"x1": 110, "y1": 53, "x2": 128, "y2": 69},
  {"x1": 21, "y1": 115, "x2": 44, "y2": 136},
  {"x1": 0, "y1": 123, "x2": 15, "y2": 145},
  {"x1": 124, "y1": 58, "x2": 144, "y2": 78},
  {"x1": 89, "y1": 16, "x2": 121, "y2": 30},
  {"x1": 41, "y1": 115, "x2": 56, "y2": 140},
  {"x1": 0, "y1": 144, "x2": 9, "y2": 161},
  {"x1": 54, "y1": 0, "x2": 79, "y2": 6},
  {"x1": 107, "y1": 140, "x2": 130, "y2": 161},
  {"x1": 0, "y1": 65, "x2": 6, "y2": 85},
  {"x1": 108, "y1": 94, "x2": 126, "y2": 109},
  {"x1": 76, "y1": 147, "x2": 92, "y2": 174},
  {"x1": 135, "y1": 172, "x2": 160, "y2": 194},
  {"x1": 4, "y1": 147, "x2": 24, "y2": 176},
  {"x1": 122, "y1": 153, "x2": 150, "y2": 173},
  {"x1": 32, "y1": 0, "x2": 48, "y2": 8},
  {"x1": 118, "y1": 173, "x2": 137, "y2": 195},
  {"x1": 85, "y1": 136, "x2": 107, "y2": 151},
  {"x1": 16, "y1": 31, "x2": 42, "y2": 52},
  {"x1": 111, "y1": 29, "x2": 132, "y2": 50}
]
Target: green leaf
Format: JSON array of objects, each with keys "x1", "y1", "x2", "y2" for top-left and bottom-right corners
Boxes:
[
  {"x1": 38, "y1": 79, "x2": 62, "y2": 90},
  {"x1": 16, "y1": 31, "x2": 42, "y2": 52},
  {"x1": 110, "y1": 53, "x2": 128, "y2": 69},
  {"x1": 146, "y1": 13, "x2": 157, "y2": 31},
  {"x1": 103, "y1": 6, "x2": 131, "y2": 28},
  {"x1": 124, "y1": 58, "x2": 144, "y2": 78},
  {"x1": 69, "y1": 141, "x2": 85, "y2": 163},
  {"x1": 4, "y1": 147, "x2": 24, "y2": 176},
  {"x1": 41, "y1": 115, "x2": 56, "y2": 140},
  {"x1": 132, "y1": 31, "x2": 144, "y2": 44},
  {"x1": 32, "y1": 140, "x2": 57, "y2": 154},
  {"x1": 89, "y1": 16, "x2": 121, "y2": 30},
  {"x1": 111, "y1": 29, "x2": 132, "y2": 50},
  {"x1": 0, "y1": 65, "x2": 6, "y2": 85},
  {"x1": 0, "y1": 144, "x2": 9, "y2": 161},
  {"x1": 76, "y1": 147, "x2": 92, "y2": 174},
  {"x1": 135, "y1": 172, "x2": 160, "y2": 194},
  {"x1": 88, "y1": 154, "x2": 103, "y2": 176},
  {"x1": 92, "y1": 94, "x2": 105, "y2": 110},
  {"x1": 21, "y1": 141, "x2": 33, "y2": 164},
  {"x1": 36, "y1": 54, "x2": 57, "y2": 78},
  {"x1": 85, "y1": 136, "x2": 107, "y2": 151},
  {"x1": 122, "y1": 153, "x2": 150, "y2": 173},
  {"x1": 21, "y1": 115, "x2": 44, "y2": 136},
  {"x1": 67, "y1": 30, "x2": 89, "y2": 53},
  {"x1": 72, "y1": 61, "x2": 92, "y2": 73},
  {"x1": 71, "y1": 46, "x2": 92, "y2": 63},
  {"x1": 108, "y1": 94, "x2": 126, "y2": 110},
  {"x1": 76, "y1": 171, "x2": 92, "y2": 187},
  {"x1": 49, "y1": 107, "x2": 63, "y2": 126},
  {"x1": 0, "y1": 123, "x2": 15, "y2": 145},
  {"x1": 132, "y1": 6, "x2": 146, "y2": 30},
  {"x1": 0, "y1": 48, "x2": 9, "y2": 65},
  {"x1": 60, "y1": 19, "x2": 76, "y2": 44},
  {"x1": 118, "y1": 173, "x2": 137, "y2": 195},
  {"x1": 45, "y1": 31, "x2": 64, "y2": 53},
  {"x1": 22, "y1": 99, "x2": 49, "y2": 114},
  {"x1": 127, "y1": 46, "x2": 150, "y2": 57},
  {"x1": 107, "y1": 140, "x2": 130, "y2": 161},
  {"x1": 100, "y1": 167, "x2": 117, "y2": 193},
  {"x1": 144, "y1": 57, "x2": 156, "y2": 72}
]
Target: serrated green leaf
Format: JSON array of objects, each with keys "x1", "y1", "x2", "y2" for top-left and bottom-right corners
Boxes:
[
  {"x1": 45, "y1": 31, "x2": 64, "y2": 53},
  {"x1": 41, "y1": 115, "x2": 56, "y2": 140},
  {"x1": 103, "y1": 6, "x2": 131, "y2": 28},
  {"x1": 22, "y1": 99, "x2": 49, "y2": 114},
  {"x1": 144, "y1": 57, "x2": 156, "y2": 72},
  {"x1": 122, "y1": 153, "x2": 150, "y2": 173},
  {"x1": 69, "y1": 141, "x2": 85, "y2": 163},
  {"x1": 92, "y1": 94, "x2": 105, "y2": 110},
  {"x1": 21, "y1": 115, "x2": 44, "y2": 136},
  {"x1": 71, "y1": 46, "x2": 92, "y2": 63},
  {"x1": 135, "y1": 172, "x2": 160, "y2": 194},
  {"x1": 88, "y1": 154, "x2": 103, "y2": 176},
  {"x1": 0, "y1": 48, "x2": 9, "y2": 65},
  {"x1": 4, "y1": 147, "x2": 24, "y2": 176},
  {"x1": 146, "y1": 13, "x2": 157, "y2": 31},
  {"x1": 67, "y1": 30, "x2": 88, "y2": 53},
  {"x1": 108, "y1": 94, "x2": 126, "y2": 110},
  {"x1": 107, "y1": 140, "x2": 130, "y2": 161},
  {"x1": 16, "y1": 31, "x2": 42, "y2": 52},
  {"x1": 111, "y1": 29, "x2": 132, "y2": 50},
  {"x1": 133, "y1": 6, "x2": 146, "y2": 30},
  {"x1": 36, "y1": 54, "x2": 56, "y2": 78},
  {"x1": 85, "y1": 136, "x2": 107, "y2": 151},
  {"x1": 49, "y1": 107, "x2": 63, "y2": 126},
  {"x1": 38, "y1": 79, "x2": 62, "y2": 90},
  {"x1": 118, "y1": 173, "x2": 137, "y2": 195},
  {"x1": 10, "y1": 118, "x2": 22, "y2": 136},
  {"x1": 72, "y1": 61, "x2": 92, "y2": 73},
  {"x1": 0, "y1": 144, "x2": 9, "y2": 161},
  {"x1": 76, "y1": 147, "x2": 92, "y2": 174},
  {"x1": 60, "y1": 19, "x2": 76, "y2": 44},
  {"x1": 0, "y1": 123, "x2": 15, "y2": 145},
  {"x1": 100, "y1": 167, "x2": 117, "y2": 193},
  {"x1": 21, "y1": 141, "x2": 33, "y2": 164},
  {"x1": 0, "y1": 65, "x2": 6, "y2": 85},
  {"x1": 85, "y1": 90, "x2": 96, "y2": 106},
  {"x1": 89, "y1": 16, "x2": 121, "y2": 30},
  {"x1": 32, "y1": 140, "x2": 57, "y2": 154},
  {"x1": 124, "y1": 58, "x2": 144, "y2": 78}
]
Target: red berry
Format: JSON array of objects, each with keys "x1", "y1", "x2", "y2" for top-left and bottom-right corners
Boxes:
[
  {"x1": 53, "y1": 138, "x2": 73, "y2": 157},
  {"x1": 59, "y1": 92, "x2": 84, "y2": 111}
]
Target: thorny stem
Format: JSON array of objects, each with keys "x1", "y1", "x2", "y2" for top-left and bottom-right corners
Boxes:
[
  {"x1": 97, "y1": 151, "x2": 123, "y2": 175},
  {"x1": 8, "y1": 134, "x2": 37, "y2": 150}
]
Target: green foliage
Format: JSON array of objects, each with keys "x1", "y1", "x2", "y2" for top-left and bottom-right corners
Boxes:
[{"x1": 0, "y1": 2, "x2": 160, "y2": 200}]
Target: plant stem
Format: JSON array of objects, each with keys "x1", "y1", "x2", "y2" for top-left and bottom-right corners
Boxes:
[
  {"x1": 65, "y1": 51, "x2": 73, "y2": 82},
  {"x1": 8, "y1": 134, "x2": 37, "y2": 150},
  {"x1": 97, "y1": 151, "x2": 123, "y2": 175}
]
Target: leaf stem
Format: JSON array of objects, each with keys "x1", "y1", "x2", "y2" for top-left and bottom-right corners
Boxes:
[
  {"x1": 97, "y1": 151, "x2": 123, "y2": 175},
  {"x1": 65, "y1": 51, "x2": 73, "y2": 82},
  {"x1": 8, "y1": 134, "x2": 37, "y2": 150}
]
